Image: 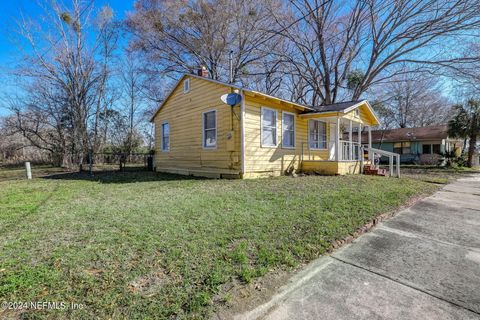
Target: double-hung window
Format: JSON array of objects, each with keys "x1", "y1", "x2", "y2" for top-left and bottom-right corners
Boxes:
[
  {"x1": 161, "y1": 122, "x2": 170, "y2": 151},
  {"x1": 421, "y1": 143, "x2": 441, "y2": 154},
  {"x1": 308, "y1": 120, "x2": 327, "y2": 149},
  {"x1": 203, "y1": 110, "x2": 217, "y2": 148},
  {"x1": 394, "y1": 142, "x2": 411, "y2": 154},
  {"x1": 422, "y1": 144, "x2": 431, "y2": 154},
  {"x1": 261, "y1": 107, "x2": 277, "y2": 147},
  {"x1": 282, "y1": 112, "x2": 295, "y2": 148}
]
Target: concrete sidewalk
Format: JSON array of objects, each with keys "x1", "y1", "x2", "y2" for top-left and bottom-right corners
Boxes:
[{"x1": 237, "y1": 176, "x2": 480, "y2": 320}]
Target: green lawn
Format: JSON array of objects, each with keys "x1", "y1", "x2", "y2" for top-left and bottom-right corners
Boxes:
[
  {"x1": 0, "y1": 165, "x2": 66, "y2": 181},
  {"x1": 0, "y1": 170, "x2": 441, "y2": 319},
  {"x1": 398, "y1": 165, "x2": 480, "y2": 184}
]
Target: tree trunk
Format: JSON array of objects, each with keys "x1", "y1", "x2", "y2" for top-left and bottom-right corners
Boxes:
[{"x1": 467, "y1": 134, "x2": 477, "y2": 167}]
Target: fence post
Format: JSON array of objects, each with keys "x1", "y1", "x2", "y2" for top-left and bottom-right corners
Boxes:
[{"x1": 25, "y1": 162, "x2": 32, "y2": 180}]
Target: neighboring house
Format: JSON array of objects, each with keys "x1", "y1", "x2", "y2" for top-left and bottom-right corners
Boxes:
[
  {"x1": 362, "y1": 126, "x2": 463, "y2": 164},
  {"x1": 150, "y1": 73, "x2": 380, "y2": 178}
]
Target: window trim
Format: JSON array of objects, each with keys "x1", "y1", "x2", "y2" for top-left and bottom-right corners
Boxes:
[
  {"x1": 308, "y1": 119, "x2": 328, "y2": 150},
  {"x1": 202, "y1": 109, "x2": 217, "y2": 150},
  {"x1": 422, "y1": 143, "x2": 432, "y2": 155},
  {"x1": 261, "y1": 107, "x2": 278, "y2": 148},
  {"x1": 161, "y1": 121, "x2": 170, "y2": 152},
  {"x1": 183, "y1": 78, "x2": 190, "y2": 93},
  {"x1": 281, "y1": 111, "x2": 296, "y2": 149},
  {"x1": 432, "y1": 144, "x2": 441, "y2": 154},
  {"x1": 394, "y1": 141, "x2": 411, "y2": 154},
  {"x1": 354, "y1": 108, "x2": 360, "y2": 118}
]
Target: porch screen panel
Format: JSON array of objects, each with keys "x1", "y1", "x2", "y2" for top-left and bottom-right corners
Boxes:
[{"x1": 309, "y1": 120, "x2": 327, "y2": 149}]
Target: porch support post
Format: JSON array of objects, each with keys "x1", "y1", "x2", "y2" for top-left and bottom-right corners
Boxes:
[
  {"x1": 349, "y1": 120, "x2": 353, "y2": 161},
  {"x1": 368, "y1": 126, "x2": 372, "y2": 161},
  {"x1": 335, "y1": 118, "x2": 340, "y2": 161},
  {"x1": 358, "y1": 123, "x2": 362, "y2": 160}
]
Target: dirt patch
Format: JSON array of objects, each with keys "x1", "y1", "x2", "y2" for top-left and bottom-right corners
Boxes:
[
  {"x1": 213, "y1": 268, "x2": 295, "y2": 320},
  {"x1": 84, "y1": 268, "x2": 104, "y2": 277},
  {"x1": 127, "y1": 269, "x2": 171, "y2": 297},
  {"x1": 0, "y1": 309, "x2": 24, "y2": 320}
]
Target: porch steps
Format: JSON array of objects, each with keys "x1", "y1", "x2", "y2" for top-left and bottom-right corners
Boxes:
[{"x1": 363, "y1": 165, "x2": 388, "y2": 176}]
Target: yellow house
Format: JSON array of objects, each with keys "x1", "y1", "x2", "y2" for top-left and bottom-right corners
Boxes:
[{"x1": 150, "y1": 73, "x2": 382, "y2": 178}]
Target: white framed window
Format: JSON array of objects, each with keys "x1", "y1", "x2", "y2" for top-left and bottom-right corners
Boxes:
[
  {"x1": 308, "y1": 119, "x2": 327, "y2": 150},
  {"x1": 282, "y1": 111, "x2": 295, "y2": 148},
  {"x1": 161, "y1": 122, "x2": 170, "y2": 151},
  {"x1": 261, "y1": 107, "x2": 277, "y2": 147},
  {"x1": 202, "y1": 110, "x2": 217, "y2": 149},
  {"x1": 354, "y1": 108, "x2": 360, "y2": 117},
  {"x1": 183, "y1": 78, "x2": 190, "y2": 93}
]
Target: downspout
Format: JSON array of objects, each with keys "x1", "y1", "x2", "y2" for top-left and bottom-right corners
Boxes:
[{"x1": 240, "y1": 90, "x2": 246, "y2": 178}]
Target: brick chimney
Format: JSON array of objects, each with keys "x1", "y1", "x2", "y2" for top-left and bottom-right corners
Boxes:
[{"x1": 197, "y1": 66, "x2": 208, "y2": 78}]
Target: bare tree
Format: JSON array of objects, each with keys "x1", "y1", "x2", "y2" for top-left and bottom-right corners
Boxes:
[
  {"x1": 119, "y1": 51, "x2": 147, "y2": 154},
  {"x1": 93, "y1": 5, "x2": 119, "y2": 154},
  {"x1": 6, "y1": 0, "x2": 122, "y2": 169},
  {"x1": 276, "y1": 0, "x2": 480, "y2": 106},
  {"x1": 126, "y1": 0, "x2": 282, "y2": 83},
  {"x1": 372, "y1": 75, "x2": 452, "y2": 128}
]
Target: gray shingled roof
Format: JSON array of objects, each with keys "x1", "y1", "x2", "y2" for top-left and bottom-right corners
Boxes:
[{"x1": 304, "y1": 100, "x2": 365, "y2": 114}]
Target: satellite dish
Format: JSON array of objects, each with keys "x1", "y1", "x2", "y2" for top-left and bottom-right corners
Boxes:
[{"x1": 220, "y1": 93, "x2": 242, "y2": 107}]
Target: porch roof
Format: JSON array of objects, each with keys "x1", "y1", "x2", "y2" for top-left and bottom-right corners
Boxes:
[
  {"x1": 308, "y1": 100, "x2": 364, "y2": 113},
  {"x1": 299, "y1": 100, "x2": 380, "y2": 126}
]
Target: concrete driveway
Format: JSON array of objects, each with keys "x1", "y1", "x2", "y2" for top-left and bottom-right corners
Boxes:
[{"x1": 238, "y1": 176, "x2": 480, "y2": 320}]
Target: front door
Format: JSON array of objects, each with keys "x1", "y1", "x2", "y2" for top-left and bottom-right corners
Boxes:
[{"x1": 329, "y1": 123, "x2": 336, "y2": 160}]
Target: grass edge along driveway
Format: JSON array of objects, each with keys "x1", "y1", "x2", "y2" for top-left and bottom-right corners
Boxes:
[{"x1": 0, "y1": 171, "x2": 440, "y2": 319}]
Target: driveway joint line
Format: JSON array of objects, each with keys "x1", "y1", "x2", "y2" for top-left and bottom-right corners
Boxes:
[
  {"x1": 330, "y1": 255, "x2": 480, "y2": 316},
  {"x1": 376, "y1": 225, "x2": 480, "y2": 252},
  {"x1": 440, "y1": 189, "x2": 480, "y2": 196}
]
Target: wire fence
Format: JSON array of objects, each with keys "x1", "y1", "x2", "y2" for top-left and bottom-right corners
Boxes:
[{"x1": 86, "y1": 153, "x2": 154, "y2": 172}]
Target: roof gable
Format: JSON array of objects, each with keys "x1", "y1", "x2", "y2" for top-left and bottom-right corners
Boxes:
[
  {"x1": 300, "y1": 100, "x2": 381, "y2": 126},
  {"x1": 149, "y1": 74, "x2": 237, "y2": 122},
  {"x1": 150, "y1": 74, "x2": 314, "y2": 122}
]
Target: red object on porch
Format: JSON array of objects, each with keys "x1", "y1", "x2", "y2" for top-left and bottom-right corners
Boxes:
[{"x1": 363, "y1": 165, "x2": 388, "y2": 176}]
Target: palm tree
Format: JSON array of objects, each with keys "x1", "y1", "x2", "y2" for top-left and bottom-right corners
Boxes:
[{"x1": 448, "y1": 99, "x2": 480, "y2": 167}]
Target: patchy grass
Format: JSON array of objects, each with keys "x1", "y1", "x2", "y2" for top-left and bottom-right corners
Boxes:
[
  {"x1": 0, "y1": 165, "x2": 67, "y2": 181},
  {"x1": 398, "y1": 165, "x2": 480, "y2": 184},
  {"x1": 0, "y1": 170, "x2": 440, "y2": 319}
]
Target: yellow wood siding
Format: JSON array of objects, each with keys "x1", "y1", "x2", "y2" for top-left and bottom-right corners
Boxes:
[
  {"x1": 153, "y1": 76, "x2": 241, "y2": 178},
  {"x1": 152, "y1": 76, "x2": 380, "y2": 178},
  {"x1": 243, "y1": 96, "x2": 330, "y2": 176},
  {"x1": 343, "y1": 105, "x2": 376, "y2": 125},
  {"x1": 302, "y1": 161, "x2": 361, "y2": 175}
]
